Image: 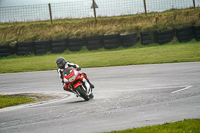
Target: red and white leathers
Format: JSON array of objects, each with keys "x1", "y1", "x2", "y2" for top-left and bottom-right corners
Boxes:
[
  {"x1": 57, "y1": 61, "x2": 80, "y2": 80},
  {"x1": 57, "y1": 61, "x2": 86, "y2": 91},
  {"x1": 57, "y1": 61, "x2": 94, "y2": 91}
]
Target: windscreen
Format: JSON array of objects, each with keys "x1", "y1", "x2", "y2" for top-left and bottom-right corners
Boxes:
[{"x1": 63, "y1": 67, "x2": 73, "y2": 76}]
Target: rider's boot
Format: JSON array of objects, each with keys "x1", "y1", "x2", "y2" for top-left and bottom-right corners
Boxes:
[
  {"x1": 87, "y1": 79, "x2": 94, "y2": 89},
  {"x1": 82, "y1": 73, "x2": 94, "y2": 89}
]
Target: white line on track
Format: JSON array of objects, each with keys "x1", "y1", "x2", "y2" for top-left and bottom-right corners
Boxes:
[
  {"x1": 95, "y1": 85, "x2": 192, "y2": 92},
  {"x1": 171, "y1": 85, "x2": 192, "y2": 94}
]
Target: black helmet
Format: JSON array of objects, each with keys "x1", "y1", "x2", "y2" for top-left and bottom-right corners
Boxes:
[{"x1": 56, "y1": 57, "x2": 66, "y2": 69}]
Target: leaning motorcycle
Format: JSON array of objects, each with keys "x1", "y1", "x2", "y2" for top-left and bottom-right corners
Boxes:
[{"x1": 62, "y1": 67, "x2": 94, "y2": 101}]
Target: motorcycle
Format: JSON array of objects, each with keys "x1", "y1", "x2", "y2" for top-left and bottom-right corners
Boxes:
[{"x1": 62, "y1": 67, "x2": 94, "y2": 101}]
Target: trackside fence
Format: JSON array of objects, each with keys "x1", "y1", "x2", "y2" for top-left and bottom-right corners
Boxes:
[{"x1": 0, "y1": 0, "x2": 200, "y2": 23}]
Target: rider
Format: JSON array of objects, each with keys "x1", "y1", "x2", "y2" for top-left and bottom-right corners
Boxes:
[{"x1": 56, "y1": 57, "x2": 94, "y2": 91}]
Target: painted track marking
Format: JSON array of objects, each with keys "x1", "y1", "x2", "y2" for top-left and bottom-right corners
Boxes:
[{"x1": 171, "y1": 85, "x2": 192, "y2": 94}]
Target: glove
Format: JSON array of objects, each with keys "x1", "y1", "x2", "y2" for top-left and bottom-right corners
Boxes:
[{"x1": 77, "y1": 67, "x2": 81, "y2": 71}]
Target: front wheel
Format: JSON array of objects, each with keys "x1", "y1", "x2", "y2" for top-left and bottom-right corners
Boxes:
[{"x1": 76, "y1": 86, "x2": 90, "y2": 101}]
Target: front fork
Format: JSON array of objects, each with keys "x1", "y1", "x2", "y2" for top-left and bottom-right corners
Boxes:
[{"x1": 70, "y1": 77, "x2": 92, "y2": 96}]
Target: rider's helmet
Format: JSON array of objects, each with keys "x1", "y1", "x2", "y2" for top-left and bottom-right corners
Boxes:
[{"x1": 56, "y1": 57, "x2": 66, "y2": 69}]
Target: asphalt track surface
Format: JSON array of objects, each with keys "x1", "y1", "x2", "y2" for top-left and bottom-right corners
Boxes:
[{"x1": 0, "y1": 62, "x2": 200, "y2": 133}]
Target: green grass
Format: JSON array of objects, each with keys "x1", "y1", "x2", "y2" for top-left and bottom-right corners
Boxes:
[
  {"x1": 0, "y1": 41, "x2": 200, "y2": 74},
  {"x1": 0, "y1": 7, "x2": 199, "y2": 132},
  {"x1": 105, "y1": 119, "x2": 200, "y2": 133},
  {"x1": 0, "y1": 95, "x2": 35, "y2": 109}
]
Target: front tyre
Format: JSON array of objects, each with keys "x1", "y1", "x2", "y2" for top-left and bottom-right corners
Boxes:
[{"x1": 76, "y1": 86, "x2": 90, "y2": 101}]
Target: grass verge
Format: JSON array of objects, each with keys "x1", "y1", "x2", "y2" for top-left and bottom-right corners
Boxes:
[
  {"x1": 0, "y1": 41, "x2": 200, "y2": 74},
  {"x1": 105, "y1": 119, "x2": 200, "y2": 133},
  {"x1": 0, "y1": 7, "x2": 200, "y2": 45},
  {"x1": 0, "y1": 95, "x2": 35, "y2": 109}
]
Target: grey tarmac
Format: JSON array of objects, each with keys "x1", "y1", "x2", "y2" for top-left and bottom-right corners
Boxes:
[{"x1": 0, "y1": 62, "x2": 200, "y2": 133}]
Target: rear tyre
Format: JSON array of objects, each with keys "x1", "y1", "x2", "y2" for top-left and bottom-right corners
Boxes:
[{"x1": 76, "y1": 86, "x2": 90, "y2": 101}]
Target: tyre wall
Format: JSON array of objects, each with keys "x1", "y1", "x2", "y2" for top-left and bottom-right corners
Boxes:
[
  {"x1": 155, "y1": 30, "x2": 174, "y2": 44},
  {"x1": 103, "y1": 34, "x2": 120, "y2": 49},
  {"x1": 34, "y1": 40, "x2": 52, "y2": 55},
  {"x1": 52, "y1": 38, "x2": 68, "y2": 54},
  {"x1": 1, "y1": 25, "x2": 200, "y2": 57},
  {"x1": 17, "y1": 42, "x2": 34, "y2": 55},
  {"x1": 140, "y1": 31, "x2": 156, "y2": 45},
  {"x1": 68, "y1": 38, "x2": 85, "y2": 52},
  {"x1": 176, "y1": 26, "x2": 195, "y2": 43},
  {"x1": 85, "y1": 35, "x2": 103, "y2": 51},
  {"x1": 0, "y1": 44, "x2": 15, "y2": 57},
  {"x1": 120, "y1": 33, "x2": 137, "y2": 47},
  {"x1": 194, "y1": 25, "x2": 200, "y2": 41}
]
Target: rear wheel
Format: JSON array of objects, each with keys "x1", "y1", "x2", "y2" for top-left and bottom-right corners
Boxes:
[{"x1": 76, "y1": 86, "x2": 90, "y2": 101}]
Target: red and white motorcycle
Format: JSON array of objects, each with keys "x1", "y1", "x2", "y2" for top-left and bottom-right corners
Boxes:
[{"x1": 63, "y1": 67, "x2": 93, "y2": 101}]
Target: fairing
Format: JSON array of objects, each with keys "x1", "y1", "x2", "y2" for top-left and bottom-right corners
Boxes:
[{"x1": 63, "y1": 67, "x2": 92, "y2": 96}]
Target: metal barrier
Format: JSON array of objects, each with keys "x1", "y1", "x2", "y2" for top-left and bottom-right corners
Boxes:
[{"x1": 0, "y1": 0, "x2": 199, "y2": 23}]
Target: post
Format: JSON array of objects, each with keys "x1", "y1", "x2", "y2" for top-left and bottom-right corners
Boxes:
[
  {"x1": 48, "y1": 3, "x2": 53, "y2": 24},
  {"x1": 143, "y1": 0, "x2": 147, "y2": 16},
  {"x1": 92, "y1": 0, "x2": 97, "y2": 23},
  {"x1": 193, "y1": 0, "x2": 196, "y2": 9}
]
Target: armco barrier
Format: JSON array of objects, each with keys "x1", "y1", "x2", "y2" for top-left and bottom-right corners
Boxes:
[
  {"x1": 52, "y1": 38, "x2": 68, "y2": 54},
  {"x1": 68, "y1": 38, "x2": 85, "y2": 52},
  {"x1": 1, "y1": 25, "x2": 200, "y2": 57},
  {"x1": 85, "y1": 35, "x2": 103, "y2": 51},
  {"x1": 194, "y1": 25, "x2": 200, "y2": 41},
  {"x1": 156, "y1": 30, "x2": 174, "y2": 44},
  {"x1": 176, "y1": 26, "x2": 195, "y2": 43},
  {"x1": 103, "y1": 34, "x2": 120, "y2": 49},
  {"x1": 120, "y1": 33, "x2": 137, "y2": 47},
  {"x1": 17, "y1": 42, "x2": 34, "y2": 55}
]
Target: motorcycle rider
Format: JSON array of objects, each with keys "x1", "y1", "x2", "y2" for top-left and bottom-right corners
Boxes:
[{"x1": 56, "y1": 57, "x2": 94, "y2": 91}]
